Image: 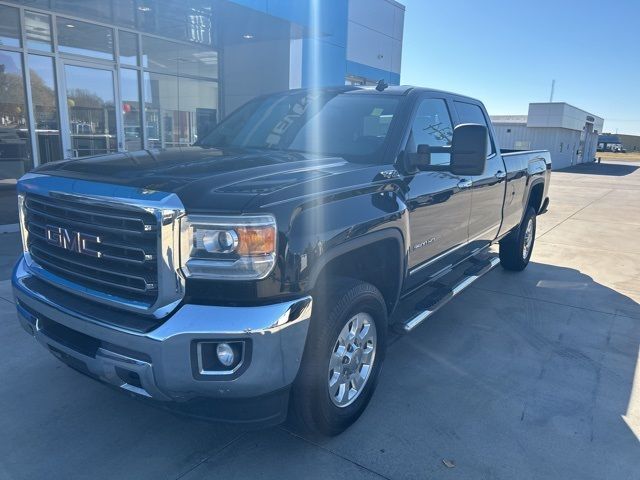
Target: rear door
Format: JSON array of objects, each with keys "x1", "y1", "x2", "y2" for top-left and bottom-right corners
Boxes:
[
  {"x1": 453, "y1": 100, "x2": 507, "y2": 252},
  {"x1": 402, "y1": 96, "x2": 473, "y2": 290}
]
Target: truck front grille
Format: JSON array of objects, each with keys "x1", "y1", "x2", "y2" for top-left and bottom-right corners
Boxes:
[{"x1": 24, "y1": 193, "x2": 160, "y2": 304}]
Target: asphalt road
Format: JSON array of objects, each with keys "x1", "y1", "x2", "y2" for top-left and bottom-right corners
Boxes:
[{"x1": 1, "y1": 161, "x2": 639, "y2": 479}]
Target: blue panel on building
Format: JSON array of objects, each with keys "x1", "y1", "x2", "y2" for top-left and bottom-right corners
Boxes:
[{"x1": 226, "y1": 1, "x2": 399, "y2": 88}]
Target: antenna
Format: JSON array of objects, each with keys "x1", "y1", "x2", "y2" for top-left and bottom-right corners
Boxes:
[
  {"x1": 376, "y1": 79, "x2": 389, "y2": 92},
  {"x1": 549, "y1": 79, "x2": 555, "y2": 102}
]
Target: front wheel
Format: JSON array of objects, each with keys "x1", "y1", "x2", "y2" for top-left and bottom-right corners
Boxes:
[
  {"x1": 499, "y1": 206, "x2": 537, "y2": 271},
  {"x1": 290, "y1": 279, "x2": 387, "y2": 436}
]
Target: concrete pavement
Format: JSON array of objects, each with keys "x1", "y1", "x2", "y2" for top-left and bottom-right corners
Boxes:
[{"x1": 1, "y1": 161, "x2": 639, "y2": 479}]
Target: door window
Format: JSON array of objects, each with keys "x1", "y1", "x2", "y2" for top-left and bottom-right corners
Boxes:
[
  {"x1": 453, "y1": 101, "x2": 495, "y2": 156},
  {"x1": 407, "y1": 98, "x2": 453, "y2": 166}
]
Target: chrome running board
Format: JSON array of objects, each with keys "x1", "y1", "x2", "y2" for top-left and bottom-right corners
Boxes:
[{"x1": 401, "y1": 257, "x2": 500, "y2": 333}]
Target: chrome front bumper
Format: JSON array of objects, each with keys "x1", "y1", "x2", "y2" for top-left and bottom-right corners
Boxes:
[{"x1": 13, "y1": 257, "x2": 312, "y2": 406}]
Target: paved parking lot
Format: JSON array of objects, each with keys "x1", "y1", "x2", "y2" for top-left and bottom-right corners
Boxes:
[{"x1": 1, "y1": 161, "x2": 639, "y2": 479}]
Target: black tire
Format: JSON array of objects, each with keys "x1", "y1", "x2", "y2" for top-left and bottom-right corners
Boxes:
[
  {"x1": 289, "y1": 278, "x2": 387, "y2": 436},
  {"x1": 499, "y1": 206, "x2": 537, "y2": 271}
]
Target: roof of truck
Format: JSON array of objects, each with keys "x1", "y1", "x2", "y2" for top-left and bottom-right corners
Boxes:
[{"x1": 286, "y1": 85, "x2": 481, "y2": 103}]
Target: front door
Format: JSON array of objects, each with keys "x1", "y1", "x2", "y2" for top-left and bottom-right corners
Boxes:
[
  {"x1": 60, "y1": 63, "x2": 119, "y2": 158},
  {"x1": 402, "y1": 96, "x2": 473, "y2": 290}
]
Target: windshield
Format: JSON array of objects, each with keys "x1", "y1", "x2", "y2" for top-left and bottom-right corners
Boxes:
[{"x1": 198, "y1": 91, "x2": 400, "y2": 163}]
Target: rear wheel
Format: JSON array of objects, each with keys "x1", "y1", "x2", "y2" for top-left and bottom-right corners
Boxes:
[
  {"x1": 290, "y1": 279, "x2": 387, "y2": 436},
  {"x1": 499, "y1": 206, "x2": 537, "y2": 271}
]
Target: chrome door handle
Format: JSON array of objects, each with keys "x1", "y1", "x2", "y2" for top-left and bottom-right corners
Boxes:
[
  {"x1": 457, "y1": 179, "x2": 473, "y2": 189},
  {"x1": 495, "y1": 170, "x2": 507, "y2": 179}
]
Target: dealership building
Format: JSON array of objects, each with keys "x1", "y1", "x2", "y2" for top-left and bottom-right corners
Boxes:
[
  {"x1": 492, "y1": 102, "x2": 604, "y2": 170},
  {"x1": 0, "y1": 0, "x2": 405, "y2": 224}
]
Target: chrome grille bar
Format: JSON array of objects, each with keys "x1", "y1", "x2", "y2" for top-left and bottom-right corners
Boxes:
[
  {"x1": 27, "y1": 220, "x2": 156, "y2": 265},
  {"x1": 18, "y1": 173, "x2": 186, "y2": 321}
]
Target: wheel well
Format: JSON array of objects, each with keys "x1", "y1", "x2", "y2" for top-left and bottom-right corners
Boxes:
[
  {"x1": 313, "y1": 238, "x2": 403, "y2": 314},
  {"x1": 528, "y1": 182, "x2": 544, "y2": 213}
]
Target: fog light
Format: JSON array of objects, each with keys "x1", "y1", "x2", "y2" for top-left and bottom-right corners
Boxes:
[
  {"x1": 216, "y1": 343, "x2": 235, "y2": 367},
  {"x1": 195, "y1": 340, "x2": 245, "y2": 375}
]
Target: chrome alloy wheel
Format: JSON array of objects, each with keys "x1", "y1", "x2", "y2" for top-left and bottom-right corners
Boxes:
[
  {"x1": 522, "y1": 218, "x2": 534, "y2": 260},
  {"x1": 328, "y1": 312, "x2": 377, "y2": 408}
]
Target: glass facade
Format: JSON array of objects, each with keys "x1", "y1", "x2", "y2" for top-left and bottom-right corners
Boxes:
[
  {"x1": 0, "y1": 0, "x2": 218, "y2": 224},
  {"x1": 28, "y1": 54, "x2": 62, "y2": 164}
]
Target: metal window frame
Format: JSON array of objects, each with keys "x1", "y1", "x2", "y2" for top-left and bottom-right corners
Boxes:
[{"x1": 0, "y1": 0, "x2": 221, "y2": 159}]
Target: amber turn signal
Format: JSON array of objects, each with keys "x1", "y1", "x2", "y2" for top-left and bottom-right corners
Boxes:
[{"x1": 236, "y1": 225, "x2": 276, "y2": 256}]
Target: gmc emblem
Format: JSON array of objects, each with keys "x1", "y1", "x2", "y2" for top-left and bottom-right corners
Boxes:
[{"x1": 45, "y1": 225, "x2": 102, "y2": 258}]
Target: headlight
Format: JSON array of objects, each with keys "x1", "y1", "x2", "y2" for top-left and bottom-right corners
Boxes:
[{"x1": 180, "y1": 215, "x2": 277, "y2": 280}]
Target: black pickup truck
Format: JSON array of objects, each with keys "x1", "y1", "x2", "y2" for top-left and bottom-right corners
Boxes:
[{"x1": 13, "y1": 86, "x2": 550, "y2": 435}]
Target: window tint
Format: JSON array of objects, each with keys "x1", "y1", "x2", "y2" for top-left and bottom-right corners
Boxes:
[
  {"x1": 407, "y1": 98, "x2": 453, "y2": 166},
  {"x1": 453, "y1": 101, "x2": 494, "y2": 155}
]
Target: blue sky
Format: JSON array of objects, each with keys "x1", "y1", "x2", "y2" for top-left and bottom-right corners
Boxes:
[{"x1": 400, "y1": 0, "x2": 640, "y2": 135}]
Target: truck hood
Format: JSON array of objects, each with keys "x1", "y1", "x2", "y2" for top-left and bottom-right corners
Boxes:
[{"x1": 34, "y1": 147, "x2": 366, "y2": 213}]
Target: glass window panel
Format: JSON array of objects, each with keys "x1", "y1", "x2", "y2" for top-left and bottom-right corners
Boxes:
[
  {"x1": 28, "y1": 54, "x2": 62, "y2": 164},
  {"x1": 113, "y1": 0, "x2": 137, "y2": 28},
  {"x1": 177, "y1": 77, "x2": 218, "y2": 144},
  {"x1": 142, "y1": 36, "x2": 179, "y2": 74},
  {"x1": 453, "y1": 101, "x2": 495, "y2": 156},
  {"x1": 56, "y1": 18, "x2": 114, "y2": 60},
  {"x1": 54, "y1": 0, "x2": 111, "y2": 23},
  {"x1": 409, "y1": 99, "x2": 453, "y2": 166},
  {"x1": 0, "y1": 5, "x2": 21, "y2": 48},
  {"x1": 179, "y1": 43, "x2": 218, "y2": 79},
  {"x1": 25, "y1": 11, "x2": 53, "y2": 52},
  {"x1": 119, "y1": 31, "x2": 138, "y2": 65},
  {"x1": 143, "y1": 71, "x2": 178, "y2": 148},
  {"x1": 28, "y1": 55, "x2": 62, "y2": 164},
  {"x1": 64, "y1": 65, "x2": 117, "y2": 157},
  {"x1": 137, "y1": 2, "x2": 213, "y2": 46},
  {"x1": 120, "y1": 68, "x2": 142, "y2": 151},
  {"x1": 0, "y1": 50, "x2": 32, "y2": 224},
  {"x1": 143, "y1": 72, "x2": 218, "y2": 148},
  {"x1": 142, "y1": 36, "x2": 217, "y2": 79}
]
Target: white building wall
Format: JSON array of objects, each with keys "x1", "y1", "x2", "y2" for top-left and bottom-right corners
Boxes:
[
  {"x1": 527, "y1": 103, "x2": 604, "y2": 132},
  {"x1": 493, "y1": 122, "x2": 582, "y2": 170},
  {"x1": 347, "y1": 0, "x2": 404, "y2": 76},
  {"x1": 493, "y1": 102, "x2": 604, "y2": 170}
]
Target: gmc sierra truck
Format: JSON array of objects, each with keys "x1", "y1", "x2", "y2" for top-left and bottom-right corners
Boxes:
[{"x1": 13, "y1": 86, "x2": 550, "y2": 435}]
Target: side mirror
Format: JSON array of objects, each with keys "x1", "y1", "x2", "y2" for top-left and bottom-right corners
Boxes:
[
  {"x1": 405, "y1": 144, "x2": 431, "y2": 172},
  {"x1": 450, "y1": 123, "x2": 487, "y2": 176}
]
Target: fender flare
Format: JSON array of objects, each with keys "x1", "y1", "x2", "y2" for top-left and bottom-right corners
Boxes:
[
  {"x1": 523, "y1": 177, "x2": 546, "y2": 216},
  {"x1": 307, "y1": 228, "x2": 406, "y2": 312}
]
